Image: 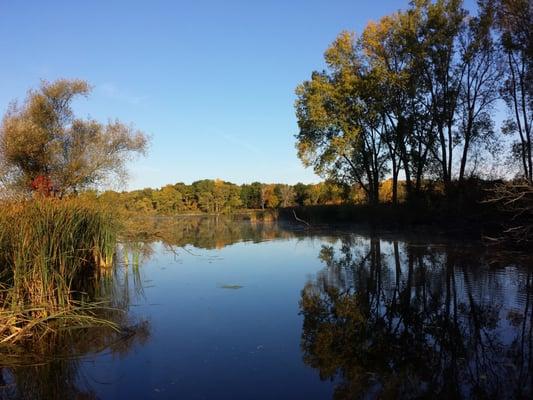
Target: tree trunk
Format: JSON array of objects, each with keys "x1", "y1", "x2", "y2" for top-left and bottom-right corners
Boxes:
[
  {"x1": 392, "y1": 159, "x2": 399, "y2": 205},
  {"x1": 459, "y1": 135, "x2": 470, "y2": 182}
]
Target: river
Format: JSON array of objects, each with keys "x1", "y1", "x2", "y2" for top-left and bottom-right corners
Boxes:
[{"x1": 2, "y1": 217, "x2": 532, "y2": 399}]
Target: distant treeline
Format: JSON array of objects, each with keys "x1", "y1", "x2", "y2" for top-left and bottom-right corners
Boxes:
[
  {"x1": 81, "y1": 177, "x2": 493, "y2": 215},
  {"x1": 82, "y1": 180, "x2": 350, "y2": 214}
]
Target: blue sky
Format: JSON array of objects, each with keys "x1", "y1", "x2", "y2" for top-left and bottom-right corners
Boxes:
[{"x1": 0, "y1": 0, "x2": 478, "y2": 190}]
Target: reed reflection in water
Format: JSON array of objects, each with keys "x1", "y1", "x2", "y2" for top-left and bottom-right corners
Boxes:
[{"x1": 0, "y1": 245, "x2": 151, "y2": 400}]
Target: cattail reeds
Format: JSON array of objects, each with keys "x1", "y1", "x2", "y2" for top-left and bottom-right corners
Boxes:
[{"x1": 0, "y1": 198, "x2": 119, "y2": 343}]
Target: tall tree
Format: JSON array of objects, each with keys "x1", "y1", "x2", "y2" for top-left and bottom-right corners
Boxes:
[
  {"x1": 295, "y1": 32, "x2": 388, "y2": 204},
  {"x1": 414, "y1": 0, "x2": 468, "y2": 185},
  {"x1": 361, "y1": 12, "x2": 424, "y2": 201},
  {"x1": 493, "y1": 0, "x2": 532, "y2": 182},
  {"x1": 457, "y1": 2, "x2": 500, "y2": 180},
  {"x1": 260, "y1": 184, "x2": 280, "y2": 209}
]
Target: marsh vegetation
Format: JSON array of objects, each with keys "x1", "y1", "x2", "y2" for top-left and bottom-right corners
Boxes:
[
  {"x1": 0, "y1": 198, "x2": 119, "y2": 343},
  {"x1": 0, "y1": 79, "x2": 149, "y2": 361}
]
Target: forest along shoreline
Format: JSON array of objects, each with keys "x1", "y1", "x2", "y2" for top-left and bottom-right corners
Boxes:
[{"x1": 91, "y1": 178, "x2": 528, "y2": 246}]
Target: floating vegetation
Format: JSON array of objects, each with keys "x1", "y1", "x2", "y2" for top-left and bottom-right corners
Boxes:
[{"x1": 219, "y1": 284, "x2": 244, "y2": 290}]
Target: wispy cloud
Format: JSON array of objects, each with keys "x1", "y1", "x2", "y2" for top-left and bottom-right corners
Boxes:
[
  {"x1": 217, "y1": 132, "x2": 262, "y2": 155},
  {"x1": 97, "y1": 83, "x2": 146, "y2": 105}
]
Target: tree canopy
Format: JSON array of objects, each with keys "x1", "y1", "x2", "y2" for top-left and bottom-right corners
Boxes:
[
  {"x1": 0, "y1": 79, "x2": 149, "y2": 196},
  {"x1": 295, "y1": 0, "x2": 532, "y2": 204},
  {"x1": 91, "y1": 180, "x2": 346, "y2": 215}
]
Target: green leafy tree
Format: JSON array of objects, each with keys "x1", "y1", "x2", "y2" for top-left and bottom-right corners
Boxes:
[
  {"x1": 153, "y1": 185, "x2": 184, "y2": 214},
  {"x1": 414, "y1": 0, "x2": 468, "y2": 185},
  {"x1": 240, "y1": 182, "x2": 263, "y2": 209},
  {"x1": 293, "y1": 183, "x2": 310, "y2": 206},
  {"x1": 192, "y1": 180, "x2": 216, "y2": 212}
]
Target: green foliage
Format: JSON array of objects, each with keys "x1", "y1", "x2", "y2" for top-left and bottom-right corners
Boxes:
[
  {"x1": 191, "y1": 179, "x2": 242, "y2": 213},
  {"x1": 240, "y1": 182, "x2": 263, "y2": 209},
  {"x1": 91, "y1": 179, "x2": 349, "y2": 215}
]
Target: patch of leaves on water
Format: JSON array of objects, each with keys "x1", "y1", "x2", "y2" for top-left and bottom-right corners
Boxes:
[{"x1": 218, "y1": 284, "x2": 244, "y2": 290}]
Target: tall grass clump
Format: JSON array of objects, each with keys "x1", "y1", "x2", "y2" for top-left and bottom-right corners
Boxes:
[{"x1": 0, "y1": 198, "x2": 119, "y2": 344}]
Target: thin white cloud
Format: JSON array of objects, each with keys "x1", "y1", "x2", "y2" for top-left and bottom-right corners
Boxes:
[
  {"x1": 97, "y1": 82, "x2": 146, "y2": 105},
  {"x1": 217, "y1": 132, "x2": 261, "y2": 155}
]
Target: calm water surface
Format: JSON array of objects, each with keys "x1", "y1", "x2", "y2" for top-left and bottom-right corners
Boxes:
[{"x1": 2, "y1": 217, "x2": 533, "y2": 399}]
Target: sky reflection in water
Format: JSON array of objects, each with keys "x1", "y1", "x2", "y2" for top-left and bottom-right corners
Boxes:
[{"x1": 2, "y1": 218, "x2": 532, "y2": 399}]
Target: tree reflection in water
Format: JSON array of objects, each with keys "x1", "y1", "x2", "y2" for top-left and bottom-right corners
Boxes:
[
  {"x1": 122, "y1": 214, "x2": 298, "y2": 251},
  {"x1": 300, "y1": 236, "x2": 533, "y2": 399}
]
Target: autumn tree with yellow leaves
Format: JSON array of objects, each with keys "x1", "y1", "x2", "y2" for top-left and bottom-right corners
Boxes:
[
  {"x1": 295, "y1": 0, "x2": 523, "y2": 204},
  {"x1": 0, "y1": 79, "x2": 148, "y2": 196}
]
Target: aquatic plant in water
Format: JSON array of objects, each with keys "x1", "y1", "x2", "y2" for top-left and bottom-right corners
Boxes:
[{"x1": 0, "y1": 198, "x2": 120, "y2": 344}]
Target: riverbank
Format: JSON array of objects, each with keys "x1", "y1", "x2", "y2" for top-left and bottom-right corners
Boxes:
[
  {"x1": 119, "y1": 197, "x2": 511, "y2": 241},
  {"x1": 277, "y1": 200, "x2": 511, "y2": 241}
]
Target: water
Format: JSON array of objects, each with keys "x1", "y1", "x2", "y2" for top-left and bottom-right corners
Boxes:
[{"x1": 1, "y1": 217, "x2": 532, "y2": 399}]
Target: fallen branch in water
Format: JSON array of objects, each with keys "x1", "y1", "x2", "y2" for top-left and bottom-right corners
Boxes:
[{"x1": 292, "y1": 209, "x2": 311, "y2": 227}]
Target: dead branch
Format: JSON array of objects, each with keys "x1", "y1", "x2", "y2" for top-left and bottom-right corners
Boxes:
[{"x1": 484, "y1": 181, "x2": 533, "y2": 245}]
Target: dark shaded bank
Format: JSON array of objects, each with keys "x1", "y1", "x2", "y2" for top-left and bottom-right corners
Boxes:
[
  {"x1": 278, "y1": 200, "x2": 508, "y2": 239},
  {"x1": 117, "y1": 180, "x2": 532, "y2": 246}
]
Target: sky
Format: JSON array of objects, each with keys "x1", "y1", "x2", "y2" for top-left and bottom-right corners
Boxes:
[{"x1": 0, "y1": 0, "x2": 479, "y2": 190}]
